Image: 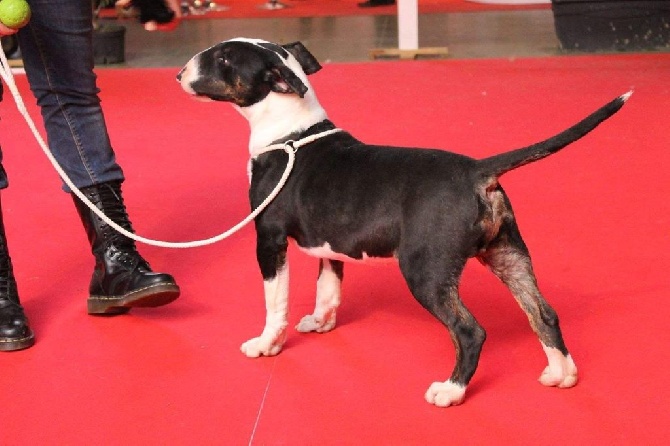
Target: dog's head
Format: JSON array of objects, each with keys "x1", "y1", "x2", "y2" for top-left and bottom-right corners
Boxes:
[{"x1": 177, "y1": 38, "x2": 322, "y2": 107}]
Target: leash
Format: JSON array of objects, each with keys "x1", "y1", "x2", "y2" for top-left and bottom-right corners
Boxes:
[{"x1": 0, "y1": 46, "x2": 340, "y2": 248}]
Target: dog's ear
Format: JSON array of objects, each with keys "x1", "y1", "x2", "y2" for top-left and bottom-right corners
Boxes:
[
  {"x1": 265, "y1": 65, "x2": 309, "y2": 98},
  {"x1": 282, "y1": 41, "x2": 322, "y2": 75}
]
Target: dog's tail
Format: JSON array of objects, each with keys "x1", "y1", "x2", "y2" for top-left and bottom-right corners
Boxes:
[{"x1": 475, "y1": 91, "x2": 631, "y2": 179}]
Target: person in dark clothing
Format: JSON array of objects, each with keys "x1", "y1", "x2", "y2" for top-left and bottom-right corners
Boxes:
[{"x1": 0, "y1": 0, "x2": 181, "y2": 352}]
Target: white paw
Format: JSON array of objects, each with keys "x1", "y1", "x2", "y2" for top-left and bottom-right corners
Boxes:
[
  {"x1": 240, "y1": 334, "x2": 284, "y2": 358},
  {"x1": 295, "y1": 313, "x2": 336, "y2": 333},
  {"x1": 539, "y1": 353, "x2": 578, "y2": 388},
  {"x1": 424, "y1": 380, "x2": 466, "y2": 408}
]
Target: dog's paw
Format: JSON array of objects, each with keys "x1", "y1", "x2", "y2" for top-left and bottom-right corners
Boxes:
[
  {"x1": 295, "y1": 313, "x2": 336, "y2": 333},
  {"x1": 540, "y1": 345, "x2": 578, "y2": 388},
  {"x1": 424, "y1": 380, "x2": 466, "y2": 408},
  {"x1": 240, "y1": 335, "x2": 284, "y2": 358},
  {"x1": 539, "y1": 353, "x2": 578, "y2": 388}
]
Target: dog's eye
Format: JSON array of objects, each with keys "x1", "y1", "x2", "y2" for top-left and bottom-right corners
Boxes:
[{"x1": 217, "y1": 57, "x2": 230, "y2": 67}]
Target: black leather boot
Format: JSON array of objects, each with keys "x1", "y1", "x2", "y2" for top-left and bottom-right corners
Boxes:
[
  {"x1": 0, "y1": 196, "x2": 35, "y2": 351},
  {"x1": 72, "y1": 181, "x2": 180, "y2": 315}
]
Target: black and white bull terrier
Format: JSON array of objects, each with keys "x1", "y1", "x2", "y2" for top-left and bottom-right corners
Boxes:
[{"x1": 177, "y1": 38, "x2": 629, "y2": 407}]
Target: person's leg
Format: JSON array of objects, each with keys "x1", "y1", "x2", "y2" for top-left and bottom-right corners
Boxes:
[
  {"x1": 116, "y1": 0, "x2": 181, "y2": 31},
  {"x1": 18, "y1": 0, "x2": 121, "y2": 189},
  {"x1": 17, "y1": 0, "x2": 179, "y2": 314},
  {"x1": 0, "y1": 63, "x2": 35, "y2": 351},
  {"x1": 0, "y1": 139, "x2": 34, "y2": 351},
  {"x1": 0, "y1": 193, "x2": 35, "y2": 352}
]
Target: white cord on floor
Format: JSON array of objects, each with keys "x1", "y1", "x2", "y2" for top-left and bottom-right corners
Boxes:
[{"x1": 0, "y1": 46, "x2": 337, "y2": 248}]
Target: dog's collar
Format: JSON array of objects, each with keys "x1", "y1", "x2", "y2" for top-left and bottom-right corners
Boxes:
[{"x1": 250, "y1": 127, "x2": 343, "y2": 159}]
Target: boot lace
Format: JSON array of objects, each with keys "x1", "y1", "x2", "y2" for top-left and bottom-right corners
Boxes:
[
  {"x1": 0, "y1": 240, "x2": 20, "y2": 309},
  {"x1": 96, "y1": 183, "x2": 151, "y2": 271}
]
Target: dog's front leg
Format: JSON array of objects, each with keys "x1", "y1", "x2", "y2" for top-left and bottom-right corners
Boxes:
[
  {"x1": 241, "y1": 234, "x2": 289, "y2": 358},
  {"x1": 296, "y1": 259, "x2": 343, "y2": 333}
]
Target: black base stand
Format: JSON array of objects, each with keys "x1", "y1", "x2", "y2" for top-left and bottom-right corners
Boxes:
[
  {"x1": 552, "y1": 0, "x2": 670, "y2": 51},
  {"x1": 93, "y1": 24, "x2": 127, "y2": 65}
]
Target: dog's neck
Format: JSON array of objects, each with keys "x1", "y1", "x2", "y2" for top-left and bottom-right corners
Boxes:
[{"x1": 235, "y1": 83, "x2": 328, "y2": 155}]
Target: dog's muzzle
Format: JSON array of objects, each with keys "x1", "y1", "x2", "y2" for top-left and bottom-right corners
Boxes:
[{"x1": 176, "y1": 61, "x2": 198, "y2": 96}]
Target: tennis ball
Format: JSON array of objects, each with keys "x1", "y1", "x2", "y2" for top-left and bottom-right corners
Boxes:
[{"x1": 0, "y1": 0, "x2": 32, "y2": 30}]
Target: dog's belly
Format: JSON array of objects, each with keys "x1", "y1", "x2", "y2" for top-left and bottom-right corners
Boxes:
[{"x1": 296, "y1": 241, "x2": 396, "y2": 264}]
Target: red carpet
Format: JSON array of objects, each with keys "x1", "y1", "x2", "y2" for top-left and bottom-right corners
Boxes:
[
  {"x1": 0, "y1": 53, "x2": 668, "y2": 444},
  {"x1": 104, "y1": 0, "x2": 550, "y2": 20}
]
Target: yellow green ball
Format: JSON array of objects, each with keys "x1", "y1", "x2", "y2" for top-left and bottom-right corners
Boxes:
[{"x1": 0, "y1": 0, "x2": 31, "y2": 30}]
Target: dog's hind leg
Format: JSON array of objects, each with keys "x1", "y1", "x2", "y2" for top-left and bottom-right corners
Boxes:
[
  {"x1": 399, "y1": 250, "x2": 486, "y2": 407},
  {"x1": 296, "y1": 259, "x2": 344, "y2": 333},
  {"x1": 241, "y1": 231, "x2": 290, "y2": 358},
  {"x1": 478, "y1": 219, "x2": 578, "y2": 389}
]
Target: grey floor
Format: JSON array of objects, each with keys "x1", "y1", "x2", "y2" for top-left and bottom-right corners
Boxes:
[{"x1": 118, "y1": 9, "x2": 565, "y2": 68}]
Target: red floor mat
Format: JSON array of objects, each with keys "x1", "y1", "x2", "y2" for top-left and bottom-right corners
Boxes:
[
  {"x1": 103, "y1": 0, "x2": 550, "y2": 20},
  {"x1": 0, "y1": 53, "x2": 668, "y2": 444}
]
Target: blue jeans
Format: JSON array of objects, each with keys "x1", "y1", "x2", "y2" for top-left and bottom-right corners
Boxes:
[{"x1": 0, "y1": 0, "x2": 124, "y2": 191}]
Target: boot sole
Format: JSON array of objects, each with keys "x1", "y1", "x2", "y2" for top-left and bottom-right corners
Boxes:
[
  {"x1": 0, "y1": 330, "x2": 35, "y2": 352},
  {"x1": 88, "y1": 283, "x2": 181, "y2": 315}
]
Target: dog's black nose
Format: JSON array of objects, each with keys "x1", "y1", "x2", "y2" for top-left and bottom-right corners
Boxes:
[{"x1": 176, "y1": 68, "x2": 184, "y2": 82}]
